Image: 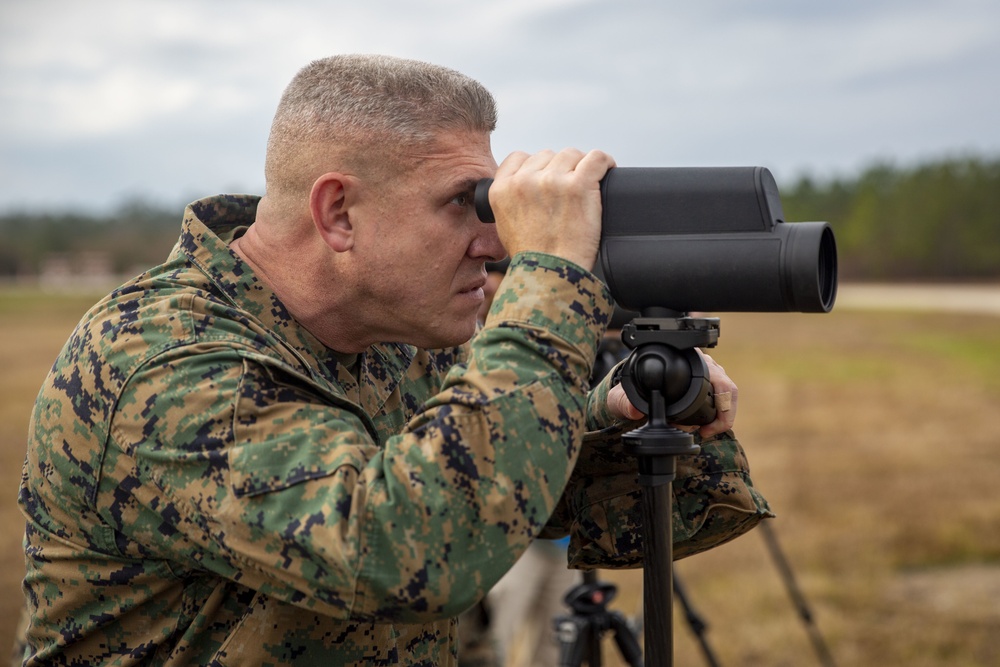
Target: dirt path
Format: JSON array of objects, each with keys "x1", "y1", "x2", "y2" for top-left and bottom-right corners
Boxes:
[{"x1": 836, "y1": 283, "x2": 1000, "y2": 315}]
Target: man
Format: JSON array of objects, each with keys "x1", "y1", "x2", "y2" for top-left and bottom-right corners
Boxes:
[{"x1": 19, "y1": 54, "x2": 770, "y2": 666}]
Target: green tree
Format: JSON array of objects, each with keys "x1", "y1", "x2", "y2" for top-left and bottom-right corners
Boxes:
[{"x1": 781, "y1": 156, "x2": 1000, "y2": 280}]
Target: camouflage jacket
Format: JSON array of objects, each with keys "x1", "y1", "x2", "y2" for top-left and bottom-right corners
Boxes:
[{"x1": 19, "y1": 195, "x2": 770, "y2": 666}]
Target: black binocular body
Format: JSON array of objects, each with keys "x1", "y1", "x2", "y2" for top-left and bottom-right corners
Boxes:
[{"x1": 475, "y1": 166, "x2": 837, "y2": 314}]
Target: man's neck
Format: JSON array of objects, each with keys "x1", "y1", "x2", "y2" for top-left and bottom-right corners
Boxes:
[{"x1": 230, "y1": 227, "x2": 371, "y2": 354}]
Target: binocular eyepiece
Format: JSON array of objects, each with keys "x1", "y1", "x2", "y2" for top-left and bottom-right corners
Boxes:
[{"x1": 474, "y1": 167, "x2": 837, "y2": 314}]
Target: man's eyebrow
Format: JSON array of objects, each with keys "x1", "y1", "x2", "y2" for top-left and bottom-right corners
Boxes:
[{"x1": 449, "y1": 177, "x2": 481, "y2": 194}]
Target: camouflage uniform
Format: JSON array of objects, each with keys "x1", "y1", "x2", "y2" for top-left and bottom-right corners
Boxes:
[{"x1": 18, "y1": 195, "x2": 771, "y2": 666}]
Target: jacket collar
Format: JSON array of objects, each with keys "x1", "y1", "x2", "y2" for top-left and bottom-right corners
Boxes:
[{"x1": 174, "y1": 194, "x2": 413, "y2": 419}]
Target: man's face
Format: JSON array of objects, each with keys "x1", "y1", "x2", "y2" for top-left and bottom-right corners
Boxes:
[{"x1": 349, "y1": 130, "x2": 505, "y2": 349}]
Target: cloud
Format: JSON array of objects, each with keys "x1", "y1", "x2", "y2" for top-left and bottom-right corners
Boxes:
[{"x1": 1, "y1": 0, "x2": 998, "y2": 212}]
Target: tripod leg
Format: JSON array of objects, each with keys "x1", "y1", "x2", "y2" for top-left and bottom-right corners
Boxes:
[
  {"x1": 581, "y1": 571, "x2": 603, "y2": 666},
  {"x1": 607, "y1": 612, "x2": 644, "y2": 667},
  {"x1": 554, "y1": 615, "x2": 589, "y2": 667},
  {"x1": 639, "y1": 468, "x2": 675, "y2": 666},
  {"x1": 673, "y1": 570, "x2": 722, "y2": 667},
  {"x1": 760, "y1": 520, "x2": 837, "y2": 667}
]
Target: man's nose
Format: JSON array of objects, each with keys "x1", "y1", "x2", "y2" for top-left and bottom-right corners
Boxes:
[{"x1": 471, "y1": 221, "x2": 507, "y2": 263}]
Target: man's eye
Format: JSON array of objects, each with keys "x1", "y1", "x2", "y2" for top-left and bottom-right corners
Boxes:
[{"x1": 450, "y1": 192, "x2": 471, "y2": 207}]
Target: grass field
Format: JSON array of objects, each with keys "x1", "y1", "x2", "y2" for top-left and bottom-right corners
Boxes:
[{"x1": 1, "y1": 287, "x2": 999, "y2": 665}]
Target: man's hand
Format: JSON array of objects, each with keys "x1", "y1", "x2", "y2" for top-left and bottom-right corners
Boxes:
[
  {"x1": 696, "y1": 350, "x2": 737, "y2": 438},
  {"x1": 488, "y1": 148, "x2": 616, "y2": 271},
  {"x1": 607, "y1": 383, "x2": 644, "y2": 422},
  {"x1": 606, "y1": 350, "x2": 738, "y2": 439}
]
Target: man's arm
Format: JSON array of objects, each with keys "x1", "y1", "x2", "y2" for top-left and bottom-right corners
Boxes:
[{"x1": 100, "y1": 253, "x2": 611, "y2": 625}]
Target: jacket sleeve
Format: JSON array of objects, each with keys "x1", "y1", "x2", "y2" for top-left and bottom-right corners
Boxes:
[
  {"x1": 105, "y1": 252, "x2": 614, "y2": 623},
  {"x1": 541, "y1": 361, "x2": 773, "y2": 566}
]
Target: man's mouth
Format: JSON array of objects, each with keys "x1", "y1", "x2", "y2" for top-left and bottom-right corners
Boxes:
[{"x1": 460, "y1": 273, "x2": 488, "y2": 294}]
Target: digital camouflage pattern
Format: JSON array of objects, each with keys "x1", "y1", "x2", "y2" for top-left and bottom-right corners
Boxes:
[{"x1": 18, "y1": 195, "x2": 771, "y2": 666}]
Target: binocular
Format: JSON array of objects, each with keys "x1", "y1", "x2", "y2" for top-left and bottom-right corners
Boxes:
[{"x1": 475, "y1": 166, "x2": 837, "y2": 314}]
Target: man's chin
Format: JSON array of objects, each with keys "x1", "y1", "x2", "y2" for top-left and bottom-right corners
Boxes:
[{"x1": 414, "y1": 318, "x2": 478, "y2": 350}]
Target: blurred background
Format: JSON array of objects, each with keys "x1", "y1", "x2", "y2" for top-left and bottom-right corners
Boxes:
[{"x1": 2, "y1": 1, "x2": 998, "y2": 665}]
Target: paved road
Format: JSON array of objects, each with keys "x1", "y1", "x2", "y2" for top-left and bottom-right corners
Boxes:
[{"x1": 835, "y1": 283, "x2": 1000, "y2": 316}]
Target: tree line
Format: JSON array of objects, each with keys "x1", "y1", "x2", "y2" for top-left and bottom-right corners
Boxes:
[
  {"x1": 2, "y1": 155, "x2": 998, "y2": 282},
  {"x1": 0, "y1": 199, "x2": 180, "y2": 280},
  {"x1": 781, "y1": 155, "x2": 1000, "y2": 280}
]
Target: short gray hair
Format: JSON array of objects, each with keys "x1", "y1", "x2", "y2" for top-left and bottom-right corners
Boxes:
[{"x1": 265, "y1": 54, "x2": 497, "y2": 195}]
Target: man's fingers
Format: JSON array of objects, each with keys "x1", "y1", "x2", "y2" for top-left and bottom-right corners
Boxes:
[
  {"x1": 607, "y1": 384, "x2": 643, "y2": 421},
  {"x1": 488, "y1": 147, "x2": 615, "y2": 270}
]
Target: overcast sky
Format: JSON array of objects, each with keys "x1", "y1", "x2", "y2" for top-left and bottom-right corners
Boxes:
[{"x1": 2, "y1": 0, "x2": 998, "y2": 214}]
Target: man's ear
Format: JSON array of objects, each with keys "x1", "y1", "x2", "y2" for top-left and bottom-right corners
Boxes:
[{"x1": 310, "y1": 173, "x2": 356, "y2": 252}]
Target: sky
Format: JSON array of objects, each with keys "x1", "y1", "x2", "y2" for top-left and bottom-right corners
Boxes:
[{"x1": 1, "y1": 0, "x2": 998, "y2": 214}]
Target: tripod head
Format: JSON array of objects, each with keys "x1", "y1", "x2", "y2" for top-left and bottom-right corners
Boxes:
[
  {"x1": 563, "y1": 580, "x2": 619, "y2": 616},
  {"x1": 618, "y1": 312, "x2": 720, "y2": 428}
]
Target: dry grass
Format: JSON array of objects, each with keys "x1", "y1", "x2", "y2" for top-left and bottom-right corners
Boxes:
[
  {"x1": 1, "y1": 288, "x2": 999, "y2": 665},
  {"x1": 602, "y1": 308, "x2": 1000, "y2": 666}
]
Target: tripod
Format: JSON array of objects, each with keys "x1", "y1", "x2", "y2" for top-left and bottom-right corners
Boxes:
[
  {"x1": 553, "y1": 566, "x2": 722, "y2": 667},
  {"x1": 617, "y1": 310, "x2": 720, "y2": 666},
  {"x1": 552, "y1": 571, "x2": 643, "y2": 667}
]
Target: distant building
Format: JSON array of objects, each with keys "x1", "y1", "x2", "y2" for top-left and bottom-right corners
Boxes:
[{"x1": 39, "y1": 251, "x2": 117, "y2": 290}]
